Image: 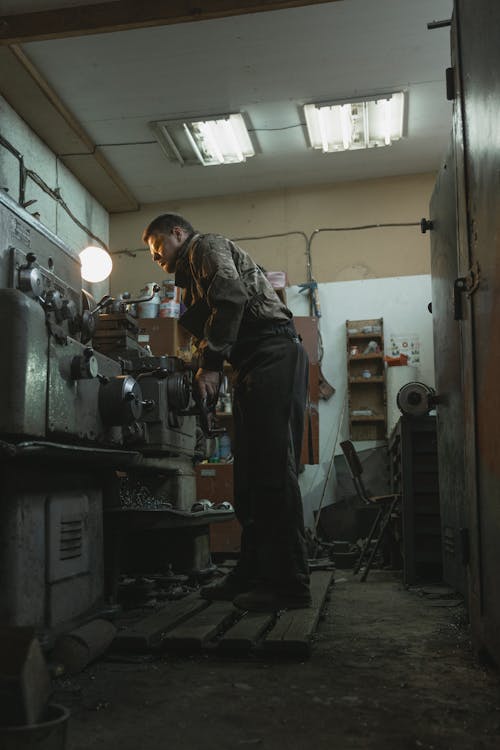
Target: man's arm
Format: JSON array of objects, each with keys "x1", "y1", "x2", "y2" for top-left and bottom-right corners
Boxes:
[{"x1": 191, "y1": 236, "x2": 248, "y2": 371}]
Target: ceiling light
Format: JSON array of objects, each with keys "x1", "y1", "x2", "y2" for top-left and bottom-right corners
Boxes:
[
  {"x1": 79, "y1": 246, "x2": 113, "y2": 283},
  {"x1": 304, "y1": 92, "x2": 405, "y2": 153},
  {"x1": 150, "y1": 114, "x2": 255, "y2": 167}
]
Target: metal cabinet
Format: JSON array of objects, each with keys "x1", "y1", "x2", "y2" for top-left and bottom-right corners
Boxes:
[{"x1": 389, "y1": 416, "x2": 442, "y2": 585}]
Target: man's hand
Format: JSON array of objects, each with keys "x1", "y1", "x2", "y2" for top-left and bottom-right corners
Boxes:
[{"x1": 194, "y1": 368, "x2": 221, "y2": 405}]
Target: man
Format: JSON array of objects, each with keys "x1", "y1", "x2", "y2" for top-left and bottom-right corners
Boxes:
[{"x1": 143, "y1": 213, "x2": 310, "y2": 611}]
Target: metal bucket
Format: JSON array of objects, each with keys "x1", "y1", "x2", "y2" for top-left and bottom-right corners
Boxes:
[
  {"x1": 137, "y1": 300, "x2": 159, "y2": 318},
  {"x1": 0, "y1": 704, "x2": 70, "y2": 750}
]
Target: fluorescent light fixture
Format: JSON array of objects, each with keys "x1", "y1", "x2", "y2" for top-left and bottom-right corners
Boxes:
[
  {"x1": 79, "y1": 246, "x2": 113, "y2": 283},
  {"x1": 150, "y1": 113, "x2": 255, "y2": 166},
  {"x1": 304, "y1": 92, "x2": 405, "y2": 153}
]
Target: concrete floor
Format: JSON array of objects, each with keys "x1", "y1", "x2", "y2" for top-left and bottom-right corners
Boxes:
[{"x1": 54, "y1": 571, "x2": 500, "y2": 750}]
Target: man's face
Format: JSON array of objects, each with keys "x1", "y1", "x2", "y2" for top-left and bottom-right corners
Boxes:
[{"x1": 147, "y1": 228, "x2": 184, "y2": 273}]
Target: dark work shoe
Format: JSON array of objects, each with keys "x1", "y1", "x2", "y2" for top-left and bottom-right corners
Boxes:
[
  {"x1": 200, "y1": 574, "x2": 253, "y2": 602},
  {"x1": 233, "y1": 586, "x2": 312, "y2": 612}
]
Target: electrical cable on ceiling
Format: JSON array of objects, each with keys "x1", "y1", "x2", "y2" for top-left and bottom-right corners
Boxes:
[
  {"x1": 248, "y1": 123, "x2": 304, "y2": 132},
  {"x1": 59, "y1": 128, "x2": 306, "y2": 156},
  {"x1": 0, "y1": 132, "x2": 109, "y2": 250},
  {"x1": 59, "y1": 140, "x2": 157, "y2": 157}
]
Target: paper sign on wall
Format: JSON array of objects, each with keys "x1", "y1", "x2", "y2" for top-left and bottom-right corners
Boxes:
[{"x1": 388, "y1": 333, "x2": 421, "y2": 366}]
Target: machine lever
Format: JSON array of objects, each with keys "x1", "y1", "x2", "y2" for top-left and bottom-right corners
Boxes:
[
  {"x1": 90, "y1": 285, "x2": 161, "y2": 318},
  {"x1": 90, "y1": 295, "x2": 113, "y2": 315},
  {"x1": 119, "y1": 284, "x2": 161, "y2": 307},
  {"x1": 181, "y1": 376, "x2": 225, "y2": 437}
]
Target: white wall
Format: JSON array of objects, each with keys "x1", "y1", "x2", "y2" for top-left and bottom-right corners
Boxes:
[{"x1": 289, "y1": 274, "x2": 434, "y2": 529}]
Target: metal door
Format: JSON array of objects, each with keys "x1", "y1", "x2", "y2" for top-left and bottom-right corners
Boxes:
[
  {"x1": 454, "y1": 0, "x2": 500, "y2": 663},
  {"x1": 429, "y1": 142, "x2": 468, "y2": 596}
]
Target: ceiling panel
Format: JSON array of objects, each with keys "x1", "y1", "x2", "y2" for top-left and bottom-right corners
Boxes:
[{"x1": 1, "y1": 0, "x2": 454, "y2": 208}]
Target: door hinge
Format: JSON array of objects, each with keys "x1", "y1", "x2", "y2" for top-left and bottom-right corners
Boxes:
[
  {"x1": 460, "y1": 527, "x2": 470, "y2": 566},
  {"x1": 454, "y1": 261, "x2": 481, "y2": 320},
  {"x1": 446, "y1": 67, "x2": 455, "y2": 100}
]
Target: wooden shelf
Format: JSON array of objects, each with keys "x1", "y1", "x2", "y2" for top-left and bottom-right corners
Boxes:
[
  {"x1": 346, "y1": 317, "x2": 387, "y2": 441},
  {"x1": 349, "y1": 353, "x2": 383, "y2": 360},
  {"x1": 347, "y1": 332, "x2": 383, "y2": 339},
  {"x1": 350, "y1": 415, "x2": 386, "y2": 422},
  {"x1": 349, "y1": 376, "x2": 385, "y2": 383}
]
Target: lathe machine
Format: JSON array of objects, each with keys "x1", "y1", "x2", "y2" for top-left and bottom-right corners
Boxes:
[{"x1": 0, "y1": 190, "x2": 227, "y2": 641}]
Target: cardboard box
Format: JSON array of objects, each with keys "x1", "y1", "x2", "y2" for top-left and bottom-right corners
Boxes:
[
  {"x1": 195, "y1": 464, "x2": 241, "y2": 554},
  {"x1": 138, "y1": 318, "x2": 191, "y2": 357}
]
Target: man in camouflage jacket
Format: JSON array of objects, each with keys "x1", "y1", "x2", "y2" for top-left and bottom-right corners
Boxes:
[{"x1": 143, "y1": 212, "x2": 310, "y2": 611}]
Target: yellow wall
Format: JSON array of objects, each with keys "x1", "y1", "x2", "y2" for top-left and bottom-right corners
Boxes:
[{"x1": 109, "y1": 172, "x2": 435, "y2": 296}]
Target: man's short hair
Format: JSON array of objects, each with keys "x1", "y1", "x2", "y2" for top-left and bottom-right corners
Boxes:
[{"x1": 142, "y1": 213, "x2": 194, "y2": 244}]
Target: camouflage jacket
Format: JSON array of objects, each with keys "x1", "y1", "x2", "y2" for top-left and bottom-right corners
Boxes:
[{"x1": 174, "y1": 232, "x2": 292, "y2": 370}]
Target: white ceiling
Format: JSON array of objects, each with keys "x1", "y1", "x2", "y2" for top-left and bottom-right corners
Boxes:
[{"x1": 1, "y1": 0, "x2": 454, "y2": 209}]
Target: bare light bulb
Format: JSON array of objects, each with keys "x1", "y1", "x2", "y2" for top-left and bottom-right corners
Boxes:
[{"x1": 79, "y1": 245, "x2": 113, "y2": 282}]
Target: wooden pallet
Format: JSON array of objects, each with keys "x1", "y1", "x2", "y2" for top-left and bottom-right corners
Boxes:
[{"x1": 113, "y1": 571, "x2": 333, "y2": 657}]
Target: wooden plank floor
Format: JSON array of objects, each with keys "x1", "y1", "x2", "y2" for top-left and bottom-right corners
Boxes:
[
  {"x1": 113, "y1": 571, "x2": 334, "y2": 657},
  {"x1": 113, "y1": 593, "x2": 209, "y2": 651},
  {"x1": 218, "y1": 611, "x2": 276, "y2": 652},
  {"x1": 260, "y1": 570, "x2": 333, "y2": 657},
  {"x1": 162, "y1": 601, "x2": 239, "y2": 651}
]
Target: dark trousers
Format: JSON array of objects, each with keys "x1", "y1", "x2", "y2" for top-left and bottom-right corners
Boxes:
[{"x1": 229, "y1": 329, "x2": 310, "y2": 594}]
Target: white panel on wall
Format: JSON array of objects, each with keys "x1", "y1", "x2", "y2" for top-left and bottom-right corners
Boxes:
[{"x1": 288, "y1": 274, "x2": 434, "y2": 529}]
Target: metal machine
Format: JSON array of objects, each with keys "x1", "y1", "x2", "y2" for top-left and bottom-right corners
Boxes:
[
  {"x1": 396, "y1": 381, "x2": 437, "y2": 418},
  {"x1": 0, "y1": 190, "x2": 225, "y2": 640}
]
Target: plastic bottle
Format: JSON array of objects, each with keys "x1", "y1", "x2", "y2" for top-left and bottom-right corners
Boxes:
[{"x1": 219, "y1": 433, "x2": 232, "y2": 460}]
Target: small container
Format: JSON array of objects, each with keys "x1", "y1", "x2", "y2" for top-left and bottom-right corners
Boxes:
[
  {"x1": 138, "y1": 302, "x2": 158, "y2": 318},
  {"x1": 364, "y1": 340, "x2": 380, "y2": 354},
  {"x1": 210, "y1": 437, "x2": 220, "y2": 461},
  {"x1": 162, "y1": 280, "x2": 175, "y2": 299},
  {"x1": 0, "y1": 704, "x2": 70, "y2": 750},
  {"x1": 350, "y1": 346, "x2": 359, "y2": 357},
  {"x1": 219, "y1": 433, "x2": 232, "y2": 460},
  {"x1": 362, "y1": 370, "x2": 372, "y2": 379},
  {"x1": 137, "y1": 283, "x2": 161, "y2": 318},
  {"x1": 265, "y1": 271, "x2": 287, "y2": 289},
  {"x1": 159, "y1": 300, "x2": 180, "y2": 318}
]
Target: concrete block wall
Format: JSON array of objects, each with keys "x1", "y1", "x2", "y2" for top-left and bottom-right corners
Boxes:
[{"x1": 0, "y1": 95, "x2": 109, "y2": 295}]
